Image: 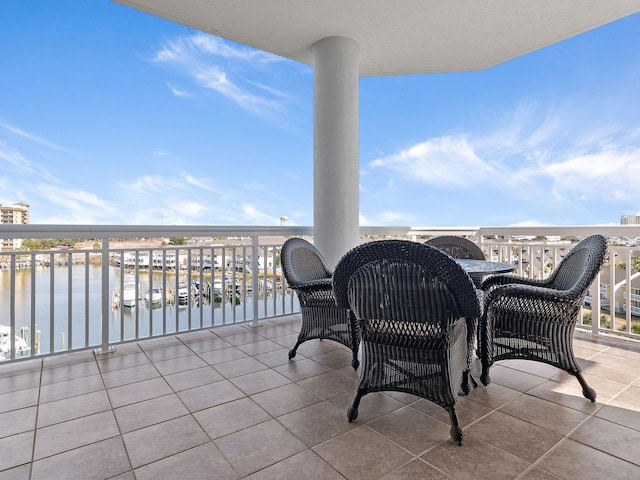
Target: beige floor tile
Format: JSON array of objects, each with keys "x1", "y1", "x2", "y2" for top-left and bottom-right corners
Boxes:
[
  {"x1": 381, "y1": 459, "x2": 456, "y2": 480},
  {"x1": 467, "y1": 382, "x2": 523, "y2": 410},
  {"x1": 368, "y1": 406, "x2": 451, "y2": 454},
  {"x1": 163, "y1": 365, "x2": 224, "y2": 391},
  {"x1": 251, "y1": 347, "x2": 293, "y2": 367},
  {"x1": 297, "y1": 371, "x2": 356, "y2": 400},
  {"x1": 177, "y1": 379, "x2": 245, "y2": 412},
  {"x1": 596, "y1": 401, "x2": 640, "y2": 431},
  {"x1": 0, "y1": 387, "x2": 39, "y2": 414},
  {"x1": 100, "y1": 363, "x2": 160, "y2": 389},
  {"x1": 269, "y1": 333, "x2": 300, "y2": 349},
  {"x1": 214, "y1": 419, "x2": 306, "y2": 477},
  {"x1": 114, "y1": 393, "x2": 189, "y2": 433},
  {"x1": 251, "y1": 325, "x2": 297, "y2": 340},
  {"x1": 0, "y1": 464, "x2": 31, "y2": 480},
  {"x1": 0, "y1": 431, "x2": 33, "y2": 471},
  {"x1": 612, "y1": 384, "x2": 640, "y2": 407},
  {"x1": 328, "y1": 391, "x2": 406, "y2": 424},
  {"x1": 273, "y1": 357, "x2": 333, "y2": 382},
  {"x1": 537, "y1": 439, "x2": 640, "y2": 480},
  {"x1": 31, "y1": 437, "x2": 130, "y2": 480},
  {"x1": 198, "y1": 345, "x2": 248, "y2": 365},
  {"x1": 180, "y1": 336, "x2": 232, "y2": 354},
  {"x1": 236, "y1": 339, "x2": 283, "y2": 356},
  {"x1": 96, "y1": 351, "x2": 150, "y2": 373},
  {"x1": 295, "y1": 340, "x2": 345, "y2": 358},
  {"x1": 590, "y1": 351, "x2": 640, "y2": 373},
  {"x1": 411, "y1": 395, "x2": 493, "y2": 427},
  {"x1": 517, "y1": 467, "x2": 564, "y2": 480},
  {"x1": 5, "y1": 317, "x2": 640, "y2": 480},
  {"x1": 0, "y1": 370, "x2": 40, "y2": 394},
  {"x1": 39, "y1": 374, "x2": 104, "y2": 403},
  {"x1": 230, "y1": 368, "x2": 291, "y2": 395},
  {"x1": 527, "y1": 380, "x2": 605, "y2": 413},
  {"x1": 498, "y1": 394, "x2": 589, "y2": 436},
  {"x1": 134, "y1": 443, "x2": 237, "y2": 480},
  {"x1": 311, "y1": 348, "x2": 355, "y2": 370},
  {"x1": 152, "y1": 354, "x2": 208, "y2": 376},
  {"x1": 107, "y1": 377, "x2": 172, "y2": 408},
  {"x1": 466, "y1": 410, "x2": 563, "y2": 463},
  {"x1": 142, "y1": 344, "x2": 193, "y2": 362},
  {"x1": 194, "y1": 397, "x2": 271, "y2": 439},
  {"x1": 210, "y1": 356, "x2": 267, "y2": 378},
  {"x1": 123, "y1": 415, "x2": 209, "y2": 468},
  {"x1": 245, "y1": 449, "x2": 344, "y2": 480},
  {"x1": 220, "y1": 331, "x2": 267, "y2": 347},
  {"x1": 313, "y1": 425, "x2": 413, "y2": 480},
  {"x1": 424, "y1": 435, "x2": 530, "y2": 480},
  {"x1": 34, "y1": 411, "x2": 119, "y2": 460},
  {"x1": 569, "y1": 416, "x2": 640, "y2": 466},
  {"x1": 40, "y1": 360, "x2": 99, "y2": 385},
  {"x1": 278, "y1": 401, "x2": 358, "y2": 447},
  {"x1": 487, "y1": 364, "x2": 549, "y2": 393},
  {"x1": 250, "y1": 383, "x2": 322, "y2": 417},
  {"x1": 581, "y1": 361, "x2": 639, "y2": 384},
  {"x1": 37, "y1": 390, "x2": 111, "y2": 428},
  {"x1": 496, "y1": 359, "x2": 562, "y2": 379}
]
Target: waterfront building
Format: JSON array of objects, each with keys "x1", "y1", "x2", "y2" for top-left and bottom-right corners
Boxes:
[
  {"x1": 0, "y1": 202, "x2": 29, "y2": 251},
  {"x1": 621, "y1": 212, "x2": 640, "y2": 224}
]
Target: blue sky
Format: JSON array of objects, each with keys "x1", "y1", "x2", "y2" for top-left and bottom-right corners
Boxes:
[{"x1": 1, "y1": 2, "x2": 639, "y2": 227}]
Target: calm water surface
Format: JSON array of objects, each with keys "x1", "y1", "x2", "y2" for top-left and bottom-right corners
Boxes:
[{"x1": 0, "y1": 265, "x2": 295, "y2": 355}]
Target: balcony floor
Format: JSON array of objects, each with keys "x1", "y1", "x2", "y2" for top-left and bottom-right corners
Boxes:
[{"x1": 2, "y1": 314, "x2": 640, "y2": 480}]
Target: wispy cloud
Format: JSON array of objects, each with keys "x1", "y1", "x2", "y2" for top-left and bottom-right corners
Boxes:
[
  {"x1": 369, "y1": 103, "x2": 640, "y2": 206},
  {"x1": 152, "y1": 34, "x2": 291, "y2": 117}
]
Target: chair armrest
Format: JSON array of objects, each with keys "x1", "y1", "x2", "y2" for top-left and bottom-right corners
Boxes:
[
  {"x1": 484, "y1": 283, "x2": 580, "y2": 324},
  {"x1": 481, "y1": 273, "x2": 552, "y2": 292},
  {"x1": 293, "y1": 277, "x2": 333, "y2": 292}
]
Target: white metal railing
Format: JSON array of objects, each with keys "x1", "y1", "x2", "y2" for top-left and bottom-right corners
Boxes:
[{"x1": 3, "y1": 224, "x2": 640, "y2": 363}]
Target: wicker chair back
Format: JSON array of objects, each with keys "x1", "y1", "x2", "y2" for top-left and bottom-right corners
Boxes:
[{"x1": 426, "y1": 236, "x2": 485, "y2": 260}]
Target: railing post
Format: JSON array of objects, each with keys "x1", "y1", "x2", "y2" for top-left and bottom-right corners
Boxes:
[
  {"x1": 96, "y1": 236, "x2": 115, "y2": 355},
  {"x1": 250, "y1": 235, "x2": 260, "y2": 327}
]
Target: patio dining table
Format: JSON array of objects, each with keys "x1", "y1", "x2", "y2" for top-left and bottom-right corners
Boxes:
[{"x1": 456, "y1": 258, "x2": 516, "y2": 287}]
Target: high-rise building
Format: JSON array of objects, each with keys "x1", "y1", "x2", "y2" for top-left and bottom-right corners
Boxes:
[
  {"x1": 0, "y1": 202, "x2": 29, "y2": 250},
  {"x1": 621, "y1": 213, "x2": 640, "y2": 225}
]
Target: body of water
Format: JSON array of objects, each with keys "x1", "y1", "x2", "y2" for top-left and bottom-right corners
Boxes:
[{"x1": 0, "y1": 265, "x2": 296, "y2": 356}]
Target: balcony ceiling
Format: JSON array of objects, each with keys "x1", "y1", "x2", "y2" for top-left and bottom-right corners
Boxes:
[{"x1": 113, "y1": 0, "x2": 640, "y2": 76}]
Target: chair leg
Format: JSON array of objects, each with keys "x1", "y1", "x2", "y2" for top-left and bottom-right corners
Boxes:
[
  {"x1": 288, "y1": 339, "x2": 302, "y2": 360},
  {"x1": 347, "y1": 390, "x2": 364, "y2": 422},
  {"x1": 447, "y1": 407, "x2": 464, "y2": 446},
  {"x1": 461, "y1": 370, "x2": 478, "y2": 394},
  {"x1": 576, "y1": 372, "x2": 597, "y2": 402},
  {"x1": 480, "y1": 364, "x2": 491, "y2": 386},
  {"x1": 351, "y1": 351, "x2": 360, "y2": 369}
]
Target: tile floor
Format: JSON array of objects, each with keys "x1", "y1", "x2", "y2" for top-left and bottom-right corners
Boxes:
[{"x1": 2, "y1": 314, "x2": 640, "y2": 480}]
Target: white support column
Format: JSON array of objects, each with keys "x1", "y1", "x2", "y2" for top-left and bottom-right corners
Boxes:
[{"x1": 313, "y1": 36, "x2": 360, "y2": 268}]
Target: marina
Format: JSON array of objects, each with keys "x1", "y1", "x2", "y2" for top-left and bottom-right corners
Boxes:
[{"x1": 0, "y1": 262, "x2": 294, "y2": 360}]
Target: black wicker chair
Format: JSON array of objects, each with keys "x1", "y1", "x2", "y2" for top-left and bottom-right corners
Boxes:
[
  {"x1": 281, "y1": 238, "x2": 360, "y2": 369},
  {"x1": 333, "y1": 240, "x2": 482, "y2": 445},
  {"x1": 479, "y1": 234, "x2": 607, "y2": 402},
  {"x1": 426, "y1": 236, "x2": 485, "y2": 262},
  {"x1": 427, "y1": 235, "x2": 486, "y2": 390}
]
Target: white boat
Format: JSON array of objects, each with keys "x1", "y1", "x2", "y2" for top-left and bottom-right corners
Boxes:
[
  {"x1": 122, "y1": 281, "x2": 137, "y2": 308},
  {"x1": 0, "y1": 325, "x2": 30, "y2": 358},
  {"x1": 144, "y1": 287, "x2": 163, "y2": 307},
  {"x1": 177, "y1": 282, "x2": 189, "y2": 304},
  {"x1": 212, "y1": 278, "x2": 224, "y2": 296}
]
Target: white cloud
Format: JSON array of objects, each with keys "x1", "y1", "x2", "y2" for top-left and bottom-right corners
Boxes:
[
  {"x1": 370, "y1": 135, "x2": 499, "y2": 187},
  {"x1": 241, "y1": 203, "x2": 279, "y2": 225},
  {"x1": 152, "y1": 33, "x2": 290, "y2": 117}
]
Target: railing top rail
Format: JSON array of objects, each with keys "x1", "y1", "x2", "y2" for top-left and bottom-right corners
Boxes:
[{"x1": 4, "y1": 224, "x2": 640, "y2": 241}]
